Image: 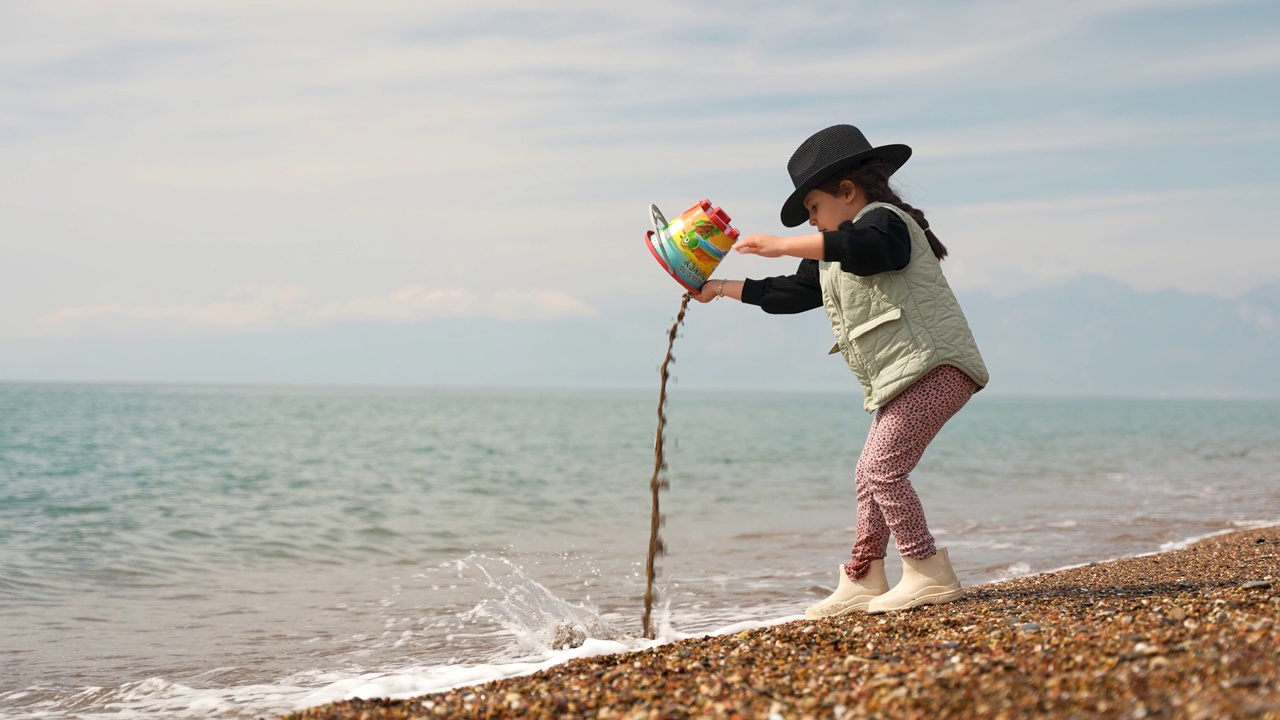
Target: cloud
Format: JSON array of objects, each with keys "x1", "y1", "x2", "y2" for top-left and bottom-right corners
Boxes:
[
  {"x1": 313, "y1": 287, "x2": 596, "y2": 323},
  {"x1": 934, "y1": 184, "x2": 1280, "y2": 298},
  {"x1": 43, "y1": 285, "x2": 311, "y2": 331},
  {"x1": 1142, "y1": 38, "x2": 1280, "y2": 81},
  {"x1": 2, "y1": 1, "x2": 1267, "y2": 190},
  {"x1": 39, "y1": 285, "x2": 597, "y2": 336},
  {"x1": 912, "y1": 115, "x2": 1280, "y2": 160},
  {"x1": 1234, "y1": 302, "x2": 1274, "y2": 330},
  {"x1": 1, "y1": 0, "x2": 1277, "y2": 345}
]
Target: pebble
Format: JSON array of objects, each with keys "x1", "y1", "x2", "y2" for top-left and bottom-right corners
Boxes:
[
  {"x1": 1127, "y1": 642, "x2": 1161, "y2": 658},
  {"x1": 551, "y1": 623, "x2": 587, "y2": 649},
  {"x1": 1241, "y1": 580, "x2": 1273, "y2": 590},
  {"x1": 284, "y1": 528, "x2": 1280, "y2": 720}
]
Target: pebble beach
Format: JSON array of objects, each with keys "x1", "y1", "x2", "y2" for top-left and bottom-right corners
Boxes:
[{"x1": 286, "y1": 527, "x2": 1280, "y2": 719}]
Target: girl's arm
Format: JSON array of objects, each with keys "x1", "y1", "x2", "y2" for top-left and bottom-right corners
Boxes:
[
  {"x1": 734, "y1": 233, "x2": 824, "y2": 260},
  {"x1": 736, "y1": 209, "x2": 911, "y2": 274},
  {"x1": 692, "y1": 260, "x2": 822, "y2": 313},
  {"x1": 824, "y1": 209, "x2": 911, "y2": 275}
]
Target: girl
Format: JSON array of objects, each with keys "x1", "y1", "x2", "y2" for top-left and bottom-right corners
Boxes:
[{"x1": 694, "y1": 124, "x2": 988, "y2": 617}]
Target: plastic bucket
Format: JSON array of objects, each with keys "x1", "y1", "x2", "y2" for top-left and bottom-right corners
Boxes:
[{"x1": 645, "y1": 199, "x2": 740, "y2": 292}]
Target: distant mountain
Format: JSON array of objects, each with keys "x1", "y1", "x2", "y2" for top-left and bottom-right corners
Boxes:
[
  {"x1": 961, "y1": 276, "x2": 1280, "y2": 398},
  {"x1": 567, "y1": 275, "x2": 1280, "y2": 398},
  {"x1": 3, "y1": 277, "x2": 1277, "y2": 399}
]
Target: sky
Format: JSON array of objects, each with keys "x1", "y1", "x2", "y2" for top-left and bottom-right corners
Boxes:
[{"x1": 2, "y1": 0, "x2": 1279, "y2": 382}]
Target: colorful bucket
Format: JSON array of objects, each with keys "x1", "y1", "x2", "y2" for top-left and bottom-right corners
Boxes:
[{"x1": 645, "y1": 199, "x2": 740, "y2": 292}]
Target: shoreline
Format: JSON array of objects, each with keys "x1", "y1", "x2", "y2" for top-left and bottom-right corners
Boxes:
[{"x1": 285, "y1": 527, "x2": 1280, "y2": 719}]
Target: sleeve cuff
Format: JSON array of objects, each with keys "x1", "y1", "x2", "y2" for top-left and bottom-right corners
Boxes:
[
  {"x1": 740, "y1": 278, "x2": 765, "y2": 306},
  {"x1": 821, "y1": 230, "x2": 842, "y2": 263}
]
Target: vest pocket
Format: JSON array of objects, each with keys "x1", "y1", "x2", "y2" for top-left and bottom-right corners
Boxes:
[
  {"x1": 848, "y1": 307, "x2": 902, "y2": 339},
  {"x1": 846, "y1": 307, "x2": 905, "y2": 378}
]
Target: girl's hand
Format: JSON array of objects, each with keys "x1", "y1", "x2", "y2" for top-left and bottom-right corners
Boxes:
[
  {"x1": 734, "y1": 234, "x2": 789, "y2": 258},
  {"x1": 692, "y1": 280, "x2": 724, "y2": 303}
]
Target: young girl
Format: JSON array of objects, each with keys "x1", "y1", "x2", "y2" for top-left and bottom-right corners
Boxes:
[{"x1": 694, "y1": 124, "x2": 988, "y2": 617}]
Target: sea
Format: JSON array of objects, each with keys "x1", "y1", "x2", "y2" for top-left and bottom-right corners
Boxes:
[{"x1": 1, "y1": 382, "x2": 1278, "y2": 719}]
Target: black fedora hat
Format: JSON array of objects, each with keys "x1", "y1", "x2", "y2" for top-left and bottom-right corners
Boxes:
[{"x1": 780, "y1": 124, "x2": 912, "y2": 227}]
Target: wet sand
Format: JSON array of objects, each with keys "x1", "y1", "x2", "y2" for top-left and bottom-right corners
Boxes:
[{"x1": 285, "y1": 527, "x2": 1280, "y2": 719}]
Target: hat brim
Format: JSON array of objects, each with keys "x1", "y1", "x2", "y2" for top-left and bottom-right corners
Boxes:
[{"x1": 779, "y1": 144, "x2": 912, "y2": 228}]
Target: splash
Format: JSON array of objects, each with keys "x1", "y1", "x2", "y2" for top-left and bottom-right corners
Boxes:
[{"x1": 456, "y1": 555, "x2": 630, "y2": 658}]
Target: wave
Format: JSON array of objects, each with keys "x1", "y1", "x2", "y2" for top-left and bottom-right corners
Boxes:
[{"x1": 0, "y1": 554, "x2": 796, "y2": 720}]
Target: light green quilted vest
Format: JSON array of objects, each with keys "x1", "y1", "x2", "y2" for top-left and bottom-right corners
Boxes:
[{"x1": 819, "y1": 201, "x2": 989, "y2": 412}]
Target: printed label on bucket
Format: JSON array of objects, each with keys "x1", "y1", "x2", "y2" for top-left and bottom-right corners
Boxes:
[{"x1": 645, "y1": 199, "x2": 740, "y2": 292}]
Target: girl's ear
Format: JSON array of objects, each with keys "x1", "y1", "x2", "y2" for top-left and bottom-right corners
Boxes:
[{"x1": 839, "y1": 179, "x2": 859, "y2": 204}]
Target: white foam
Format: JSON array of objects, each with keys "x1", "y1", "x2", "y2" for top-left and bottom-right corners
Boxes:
[
  {"x1": 1157, "y1": 518, "x2": 1280, "y2": 552},
  {"x1": 979, "y1": 518, "x2": 1280, "y2": 585},
  {"x1": 995, "y1": 562, "x2": 1033, "y2": 580},
  {"x1": 287, "y1": 610, "x2": 805, "y2": 713},
  {"x1": 305, "y1": 614, "x2": 805, "y2": 703},
  {"x1": 294, "y1": 636, "x2": 643, "y2": 708}
]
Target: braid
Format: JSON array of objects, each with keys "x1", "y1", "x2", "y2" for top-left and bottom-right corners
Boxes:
[
  {"x1": 884, "y1": 197, "x2": 947, "y2": 261},
  {"x1": 815, "y1": 162, "x2": 948, "y2": 261}
]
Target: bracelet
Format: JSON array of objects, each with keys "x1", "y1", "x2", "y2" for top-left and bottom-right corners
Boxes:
[{"x1": 717, "y1": 280, "x2": 726, "y2": 299}]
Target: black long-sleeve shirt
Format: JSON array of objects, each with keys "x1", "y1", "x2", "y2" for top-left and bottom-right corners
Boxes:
[{"x1": 740, "y1": 207, "x2": 911, "y2": 314}]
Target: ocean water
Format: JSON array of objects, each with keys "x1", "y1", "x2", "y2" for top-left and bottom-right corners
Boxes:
[{"x1": 1, "y1": 382, "x2": 1278, "y2": 719}]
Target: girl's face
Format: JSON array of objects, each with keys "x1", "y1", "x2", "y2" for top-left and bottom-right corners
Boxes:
[{"x1": 803, "y1": 180, "x2": 865, "y2": 232}]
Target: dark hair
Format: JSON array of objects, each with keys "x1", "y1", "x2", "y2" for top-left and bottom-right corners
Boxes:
[{"x1": 814, "y1": 162, "x2": 948, "y2": 261}]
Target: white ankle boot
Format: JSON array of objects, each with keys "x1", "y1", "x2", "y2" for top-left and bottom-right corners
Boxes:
[
  {"x1": 805, "y1": 560, "x2": 889, "y2": 619},
  {"x1": 866, "y1": 547, "x2": 963, "y2": 613}
]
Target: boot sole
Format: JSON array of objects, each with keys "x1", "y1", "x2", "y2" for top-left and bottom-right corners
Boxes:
[
  {"x1": 866, "y1": 587, "x2": 963, "y2": 614},
  {"x1": 804, "y1": 596, "x2": 881, "y2": 620}
]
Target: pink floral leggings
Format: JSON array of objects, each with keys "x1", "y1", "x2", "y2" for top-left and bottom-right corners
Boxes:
[{"x1": 844, "y1": 364, "x2": 978, "y2": 581}]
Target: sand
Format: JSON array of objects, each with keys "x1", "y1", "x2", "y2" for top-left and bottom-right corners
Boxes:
[{"x1": 284, "y1": 527, "x2": 1280, "y2": 719}]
